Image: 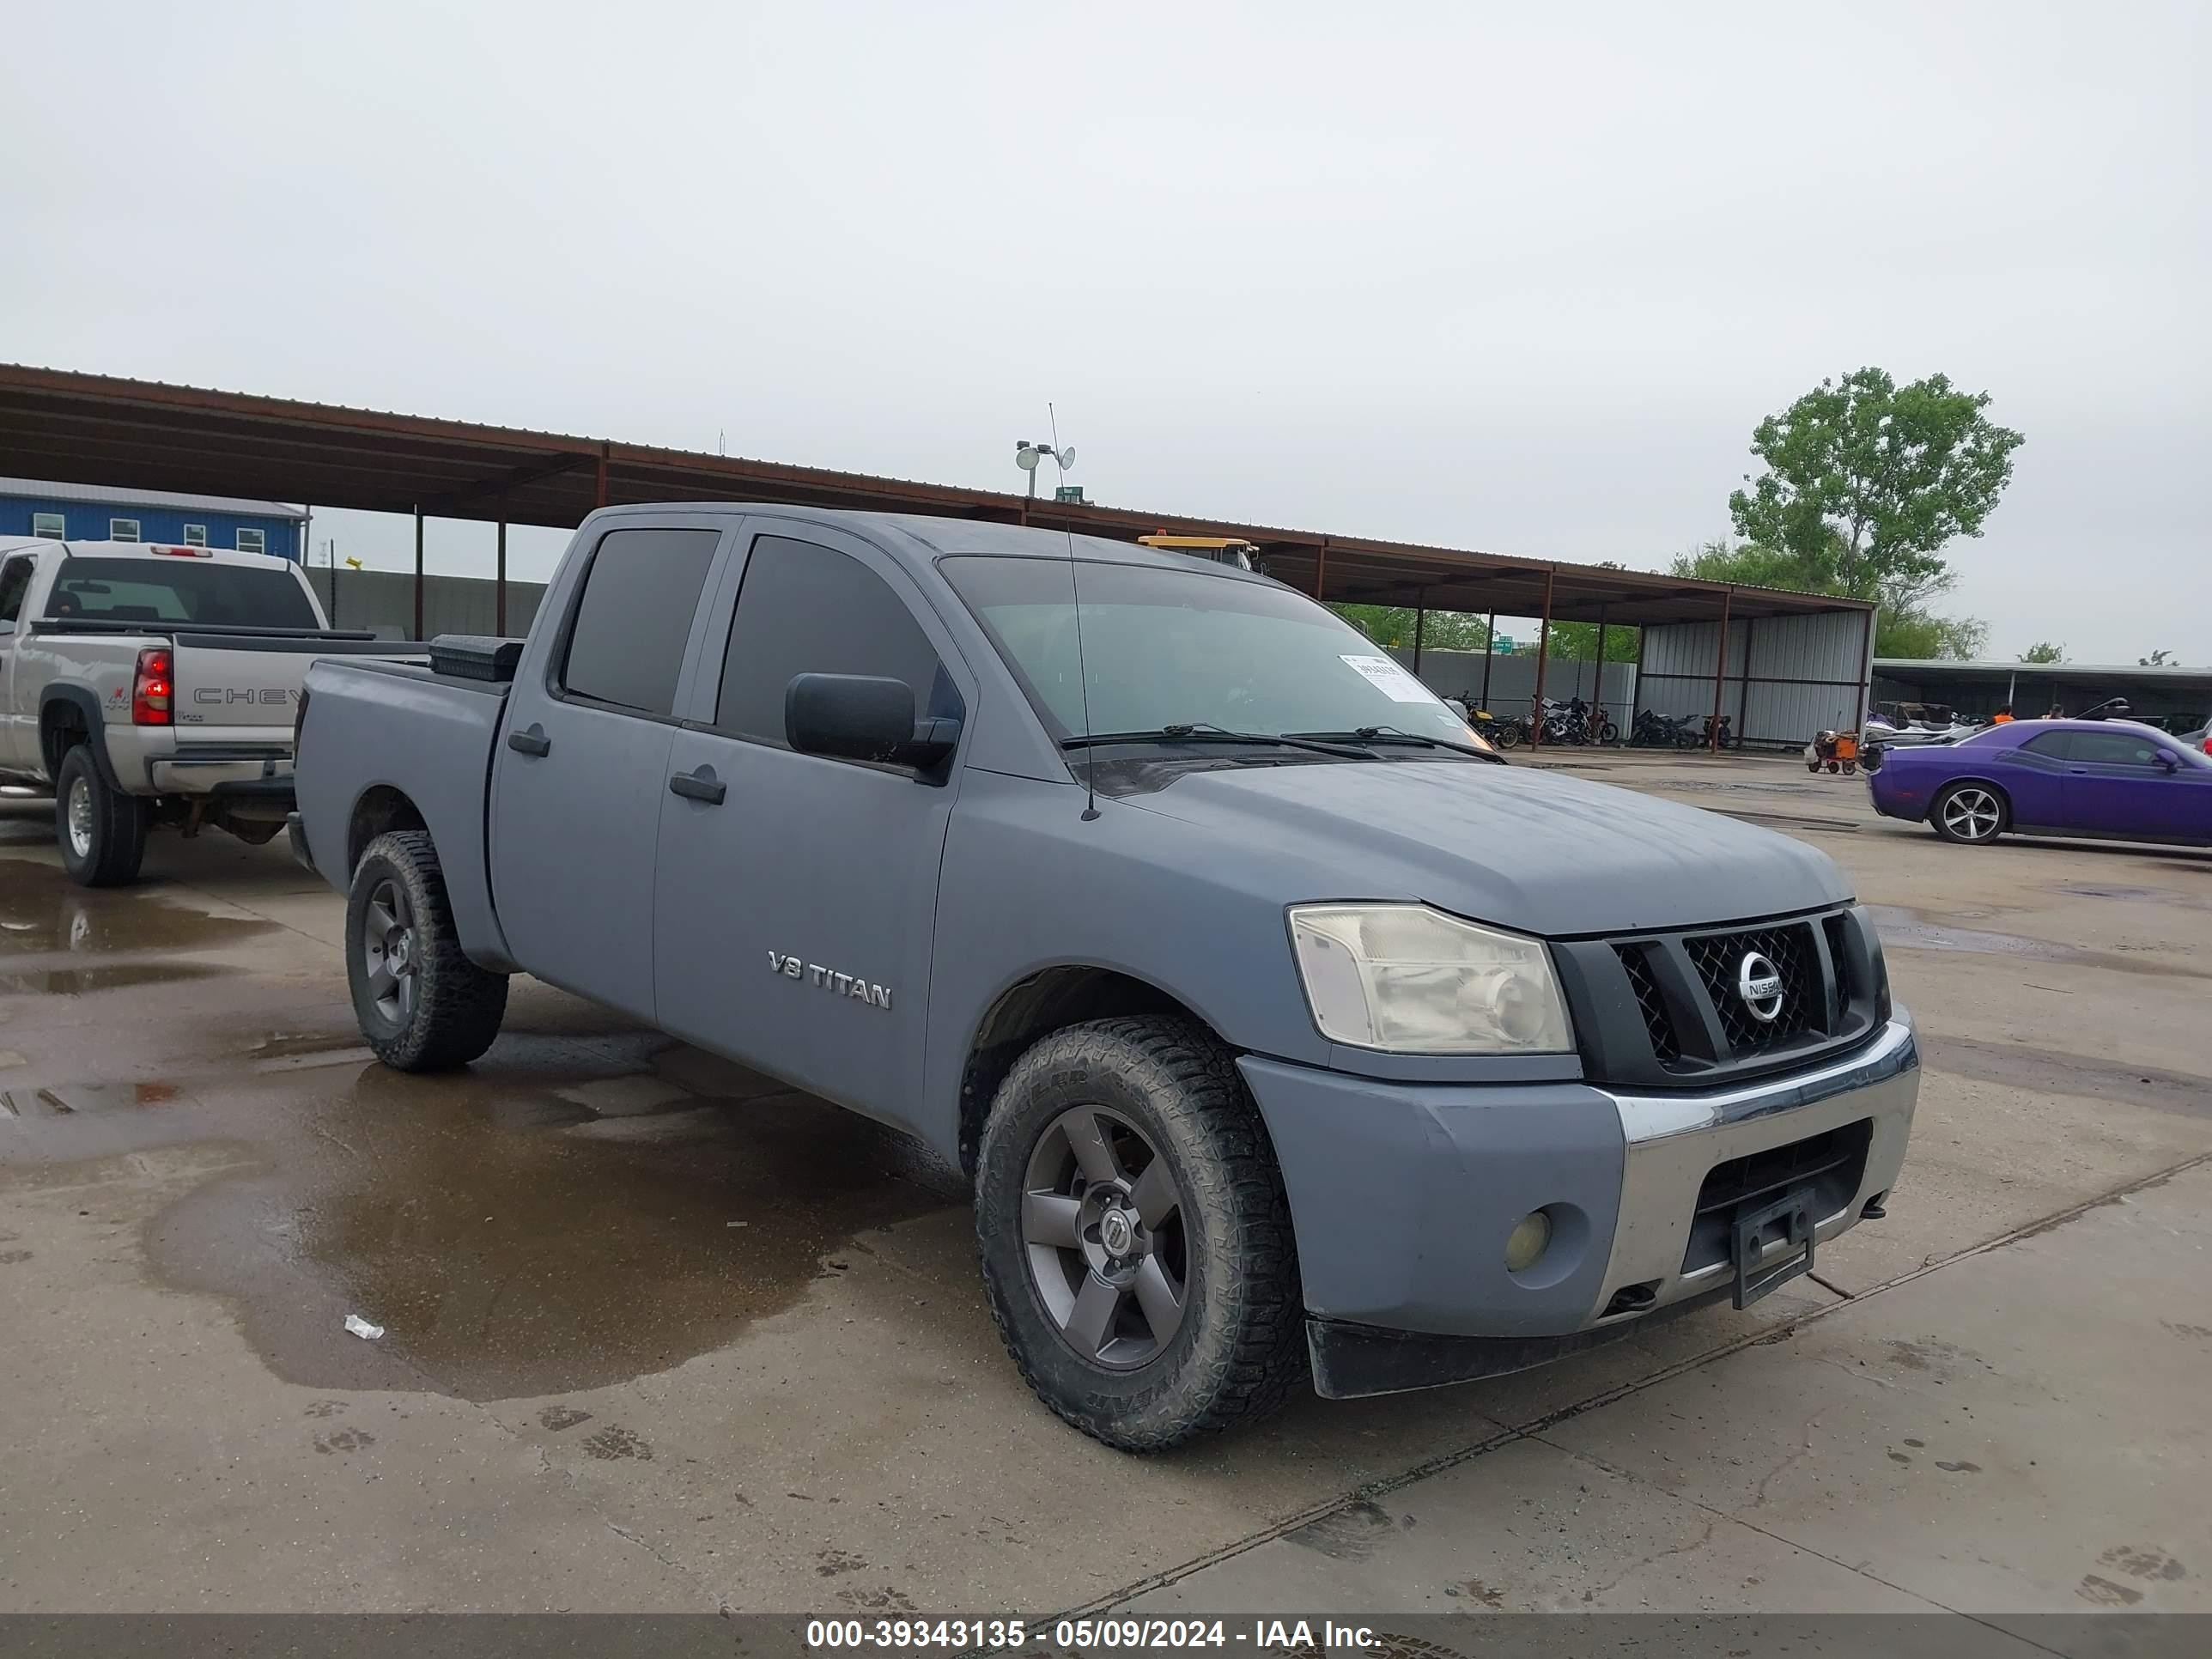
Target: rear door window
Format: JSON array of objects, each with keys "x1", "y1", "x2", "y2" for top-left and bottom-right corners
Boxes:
[
  {"x1": 0, "y1": 556, "x2": 33, "y2": 629},
  {"x1": 557, "y1": 528, "x2": 722, "y2": 718},
  {"x1": 713, "y1": 536, "x2": 952, "y2": 746}
]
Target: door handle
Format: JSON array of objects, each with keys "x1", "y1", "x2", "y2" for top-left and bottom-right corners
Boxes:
[
  {"x1": 507, "y1": 724, "x2": 551, "y2": 757},
  {"x1": 668, "y1": 767, "x2": 726, "y2": 805}
]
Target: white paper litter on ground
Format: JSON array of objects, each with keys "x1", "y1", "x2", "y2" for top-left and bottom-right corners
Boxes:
[{"x1": 343, "y1": 1315, "x2": 385, "y2": 1340}]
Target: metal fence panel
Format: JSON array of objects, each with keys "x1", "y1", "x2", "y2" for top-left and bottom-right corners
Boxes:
[
  {"x1": 1637, "y1": 611, "x2": 1869, "y2": 748},
  {"x1": 312, "y1": 569, "x2": 547, "y2": 641}
]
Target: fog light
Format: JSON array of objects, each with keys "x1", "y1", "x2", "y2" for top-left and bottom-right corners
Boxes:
[{"x1": 1504, "y1": 1210, "x2": 1553, "y2": 1273}]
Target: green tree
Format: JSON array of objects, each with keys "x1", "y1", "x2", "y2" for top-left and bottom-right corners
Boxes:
[
  {"x1": 1876, "y1": 609, "x2": 1988, "y2": 660},
  {"x1": 1728, "y1": 368, "x2": 2024, "y2": 611},
  {"x1": 1542, "y1": 621, "x2": 1641, "y2": 662},
  {"x1": 2019, "y1": 641, "x2": 2064, "y2": 663},
  {"x1": 1330, "y1": 605, "x2": 1490, "y2": 652},
  {"x1": 2140, "y1": 648, "x2": 2179, "y2": 666},
  {"x1": 1668, "y1": 538, "x2": 1817, "y2": 591}
]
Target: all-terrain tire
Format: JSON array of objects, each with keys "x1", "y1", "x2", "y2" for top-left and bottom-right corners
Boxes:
[
  {"x1": 347, "y1": 830, "x2": 508, "y2": 1070},
  {"x1": 55, "y1": 744, "x2": 148, "y2": 887},
  {"x1": 975, "y1": 1017, "x2": 1306, "y2": 1451}
]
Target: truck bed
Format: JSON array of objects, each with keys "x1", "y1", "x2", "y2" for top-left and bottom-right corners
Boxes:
[{"x1": 291, "y1": 653, "x2": 516, "y2": 967}]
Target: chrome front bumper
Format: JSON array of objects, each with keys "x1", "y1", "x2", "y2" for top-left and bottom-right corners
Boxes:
[{"x1": 1591, "y1": 1013, "x2": 1919, "y2": 1325}]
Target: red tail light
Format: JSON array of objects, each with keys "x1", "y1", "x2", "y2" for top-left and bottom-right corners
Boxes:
[{"x1": 132, "y1": 647, "x2": 173, "y2": 726}]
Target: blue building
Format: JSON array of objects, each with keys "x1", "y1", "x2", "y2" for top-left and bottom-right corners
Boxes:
[{"x1": 0, "y1": 476, "x2": 305, "y2": 559}]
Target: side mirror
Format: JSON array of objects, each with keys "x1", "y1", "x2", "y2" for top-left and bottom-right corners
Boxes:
[
  {"x1": 2153, "y1": 749, "x2": 2181, "y2": 771},
  {"x1": 786, "y1": 673, "x2": 959, "y2": 770}
]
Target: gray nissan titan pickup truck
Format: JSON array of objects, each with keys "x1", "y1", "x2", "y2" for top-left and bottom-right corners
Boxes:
[{"x1": 290, "y1": 505, "x2": 1918, "y2": 1450}]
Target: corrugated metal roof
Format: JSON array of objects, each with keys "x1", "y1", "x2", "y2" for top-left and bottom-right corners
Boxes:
[
  {"x1": 1875, "y1": 659, "x2": 2211, "y2": 681},
  {"x1": 0, "y1": 364, "x2": 1873, "y2": 623},
  {"x1": 0, "y1": 475, "x2": 306, "y2": 520}
]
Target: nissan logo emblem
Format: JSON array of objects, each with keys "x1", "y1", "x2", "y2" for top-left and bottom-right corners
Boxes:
[{"x1": 1736, "y1": 951, "x2": 1785, "y2": 1023}]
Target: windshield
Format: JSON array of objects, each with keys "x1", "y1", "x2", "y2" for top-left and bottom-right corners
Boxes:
[
  {"x1": 45, "y1": 556, "x2": 319, "y2": 629},
  {"x1": 942, "y1": 556, "x2": 1474, "y2": 745}
]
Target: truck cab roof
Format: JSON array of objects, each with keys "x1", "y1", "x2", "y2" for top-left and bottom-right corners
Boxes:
[
  {"x1": 580, "y1": 503, "x2": 1283, "y2": 584},
  {"x1": 0, "y1": 538, "x2": 302, "y2": 573}
]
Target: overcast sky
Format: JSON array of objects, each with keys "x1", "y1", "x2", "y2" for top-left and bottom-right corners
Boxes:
[{"x1": 4, "y1": 2, "x2": 2205, "y2": 660}]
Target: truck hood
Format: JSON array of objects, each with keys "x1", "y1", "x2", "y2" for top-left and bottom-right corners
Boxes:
[{"x1": 1122, "y1": 759, "x2": 1852, "y2": 937}]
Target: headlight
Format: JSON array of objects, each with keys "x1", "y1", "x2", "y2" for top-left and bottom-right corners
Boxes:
[{"x1": 1288, "y1": 903, "x2": 1573, "y2": 1054}]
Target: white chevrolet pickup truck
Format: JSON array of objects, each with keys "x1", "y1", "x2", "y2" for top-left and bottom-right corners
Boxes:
[{"x1": 0, "y1": 537, "x2": 422, "y2": 884}]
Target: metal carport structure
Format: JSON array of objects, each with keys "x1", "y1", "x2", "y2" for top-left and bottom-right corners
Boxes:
[{"x1": 0, "y1": 364, "x2": 1875, "y2": 750}]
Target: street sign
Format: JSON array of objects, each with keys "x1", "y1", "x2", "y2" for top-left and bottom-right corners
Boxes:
[
  {"x1": 1492, "y1": 635, "x2": 1515, "y2": 655},
  {"x1": 1054, "y1": 485, "x2": 1085, "y2": 503}
]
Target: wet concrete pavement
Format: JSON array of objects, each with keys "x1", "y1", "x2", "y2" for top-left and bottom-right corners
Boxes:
[{"x1": 0, "y1": 766, "x2": 2207, "y2": 1616}]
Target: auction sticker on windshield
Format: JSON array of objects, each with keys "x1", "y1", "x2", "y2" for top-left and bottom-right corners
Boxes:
[{"x1": 1338, "y1": 653, "x2": 1435, "y2": 702}]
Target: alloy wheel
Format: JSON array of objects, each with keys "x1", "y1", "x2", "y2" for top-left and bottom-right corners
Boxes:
[
  {"x1": 1021, "y1": 1104, "x2": 1189, "y2": 1370},
  {"x1": 363, "y1": 877, "x2": 421, "y2": 1023},
  {"x1": 65, "y1": 776, "x2": 94, "y2": 860},
  {"x1": 1942, "y1": 787, "x2": 2002, "y2": 841}
]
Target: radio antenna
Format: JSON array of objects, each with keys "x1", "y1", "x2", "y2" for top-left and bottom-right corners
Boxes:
[{"x1": 1048, "y1": 401, "x2": 1100, "y2": 821}]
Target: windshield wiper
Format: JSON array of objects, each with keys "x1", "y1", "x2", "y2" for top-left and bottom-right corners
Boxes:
[
  {"x1": 1287, "y1": 726, "x2": 1507, "y2": 764},
  {"x1": 1060, "y1": 723, "x2": 1374, "y2": 760}
]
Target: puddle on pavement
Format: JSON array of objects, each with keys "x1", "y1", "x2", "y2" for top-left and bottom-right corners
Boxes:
[
  {"x1": 1863, "y1": 903, "x2": 2209, "y2": 979},
  {"x1": 0, "y1": 1079, "x2": 187, "y2": 1116},
  {"x1": 0, "y1": 860, "x2": 275, "y2": 994},
  {"x1": 136, "y1": 1031, "x2": 967, "y2": 1401}
]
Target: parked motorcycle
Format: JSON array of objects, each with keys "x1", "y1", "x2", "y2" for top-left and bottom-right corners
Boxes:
[{"x1": 1630, "y1": 709, "x2": 1701, "y2": 750}]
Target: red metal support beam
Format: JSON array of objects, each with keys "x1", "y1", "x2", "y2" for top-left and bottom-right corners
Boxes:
[
  {"x1": 1856, "y1": 605, "x2": 1877, "y2": 728},
  {"x1": 1411, "y1": 591, "x2": 1426, "y2": 676},
  {"x1": 1709, "y1": 587, "x2": 1734, "y2": 752},
  {"x1": 1594, "y1": 607, "x2": 1609, "y2": 739},
  {"x1": 1530, "y1": 566, "x2": 1557, "y2": 749},
  {"x1": 1480, "y1": 610, "x2": 1497, "y2": 710},
  {"x1": 1739, "y1": 615, "x2": 1757, "y2": 744}
]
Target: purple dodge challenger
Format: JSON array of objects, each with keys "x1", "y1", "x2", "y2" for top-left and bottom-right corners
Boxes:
[{"x1": 1869, "y1": 719, "x2": 2212, "y2": 848}]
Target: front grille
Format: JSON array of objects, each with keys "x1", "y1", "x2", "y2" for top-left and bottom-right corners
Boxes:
[
  {"x1": 1614, "y1": 945, "x2": 1680, "y2": 1063},
  {"x1": 1821, "y1": 913, "x2": 1853, "y2": 1024},
  {"x1": 1564, "y1": 905, "x2": 1886, "y2": 1089},
  {"x1": 1684, "y1": 923, "x2": 1817, "y2": 1054},
  {"x1": 1681, "y1": 1118, "x2": 1874, "y2": 1273}
]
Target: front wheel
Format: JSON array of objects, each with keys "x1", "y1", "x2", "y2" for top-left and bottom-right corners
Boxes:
[
  {"x1": 975, "y1": 1018, "x2": 1306, "y2": 1451},
  {"x1": 1492, "y1": 720, "x2": 1522, "y2": 750},
  {"x1": 346, "y1": 830, "x2": 509, "y2": 1070},
  {"x1": 54, "y1": 744, "x2": 147, "y2": 887},
  {"x1": 1930, "y1": 781, "x2": 2007, "y2": 845}
]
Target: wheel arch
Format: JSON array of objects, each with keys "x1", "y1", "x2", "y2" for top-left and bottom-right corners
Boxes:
[
  {"x1": 957, "y1": 963, "x2": 1219, "y2": 1181},
  {"x1": 39, "y1": 684, "x2": 120, "y2": 787},
  {"x1": 347, "y1": 783, "x2": 429, "y2": 875}
]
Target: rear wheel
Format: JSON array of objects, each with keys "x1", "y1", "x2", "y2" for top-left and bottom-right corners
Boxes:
[
  {"x1": 346, "y1": 830, "x2": 508, "y2": 1070},
  {"x1": 1930, "y1": 781, "x2": 2007, "y2": 845},
  {"x1": 975, "y1": 1017, "x2": 1306, "y2": 1451},
  {"x1": 54, "y1": 744, "x2": 147, "y2": 888}
]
